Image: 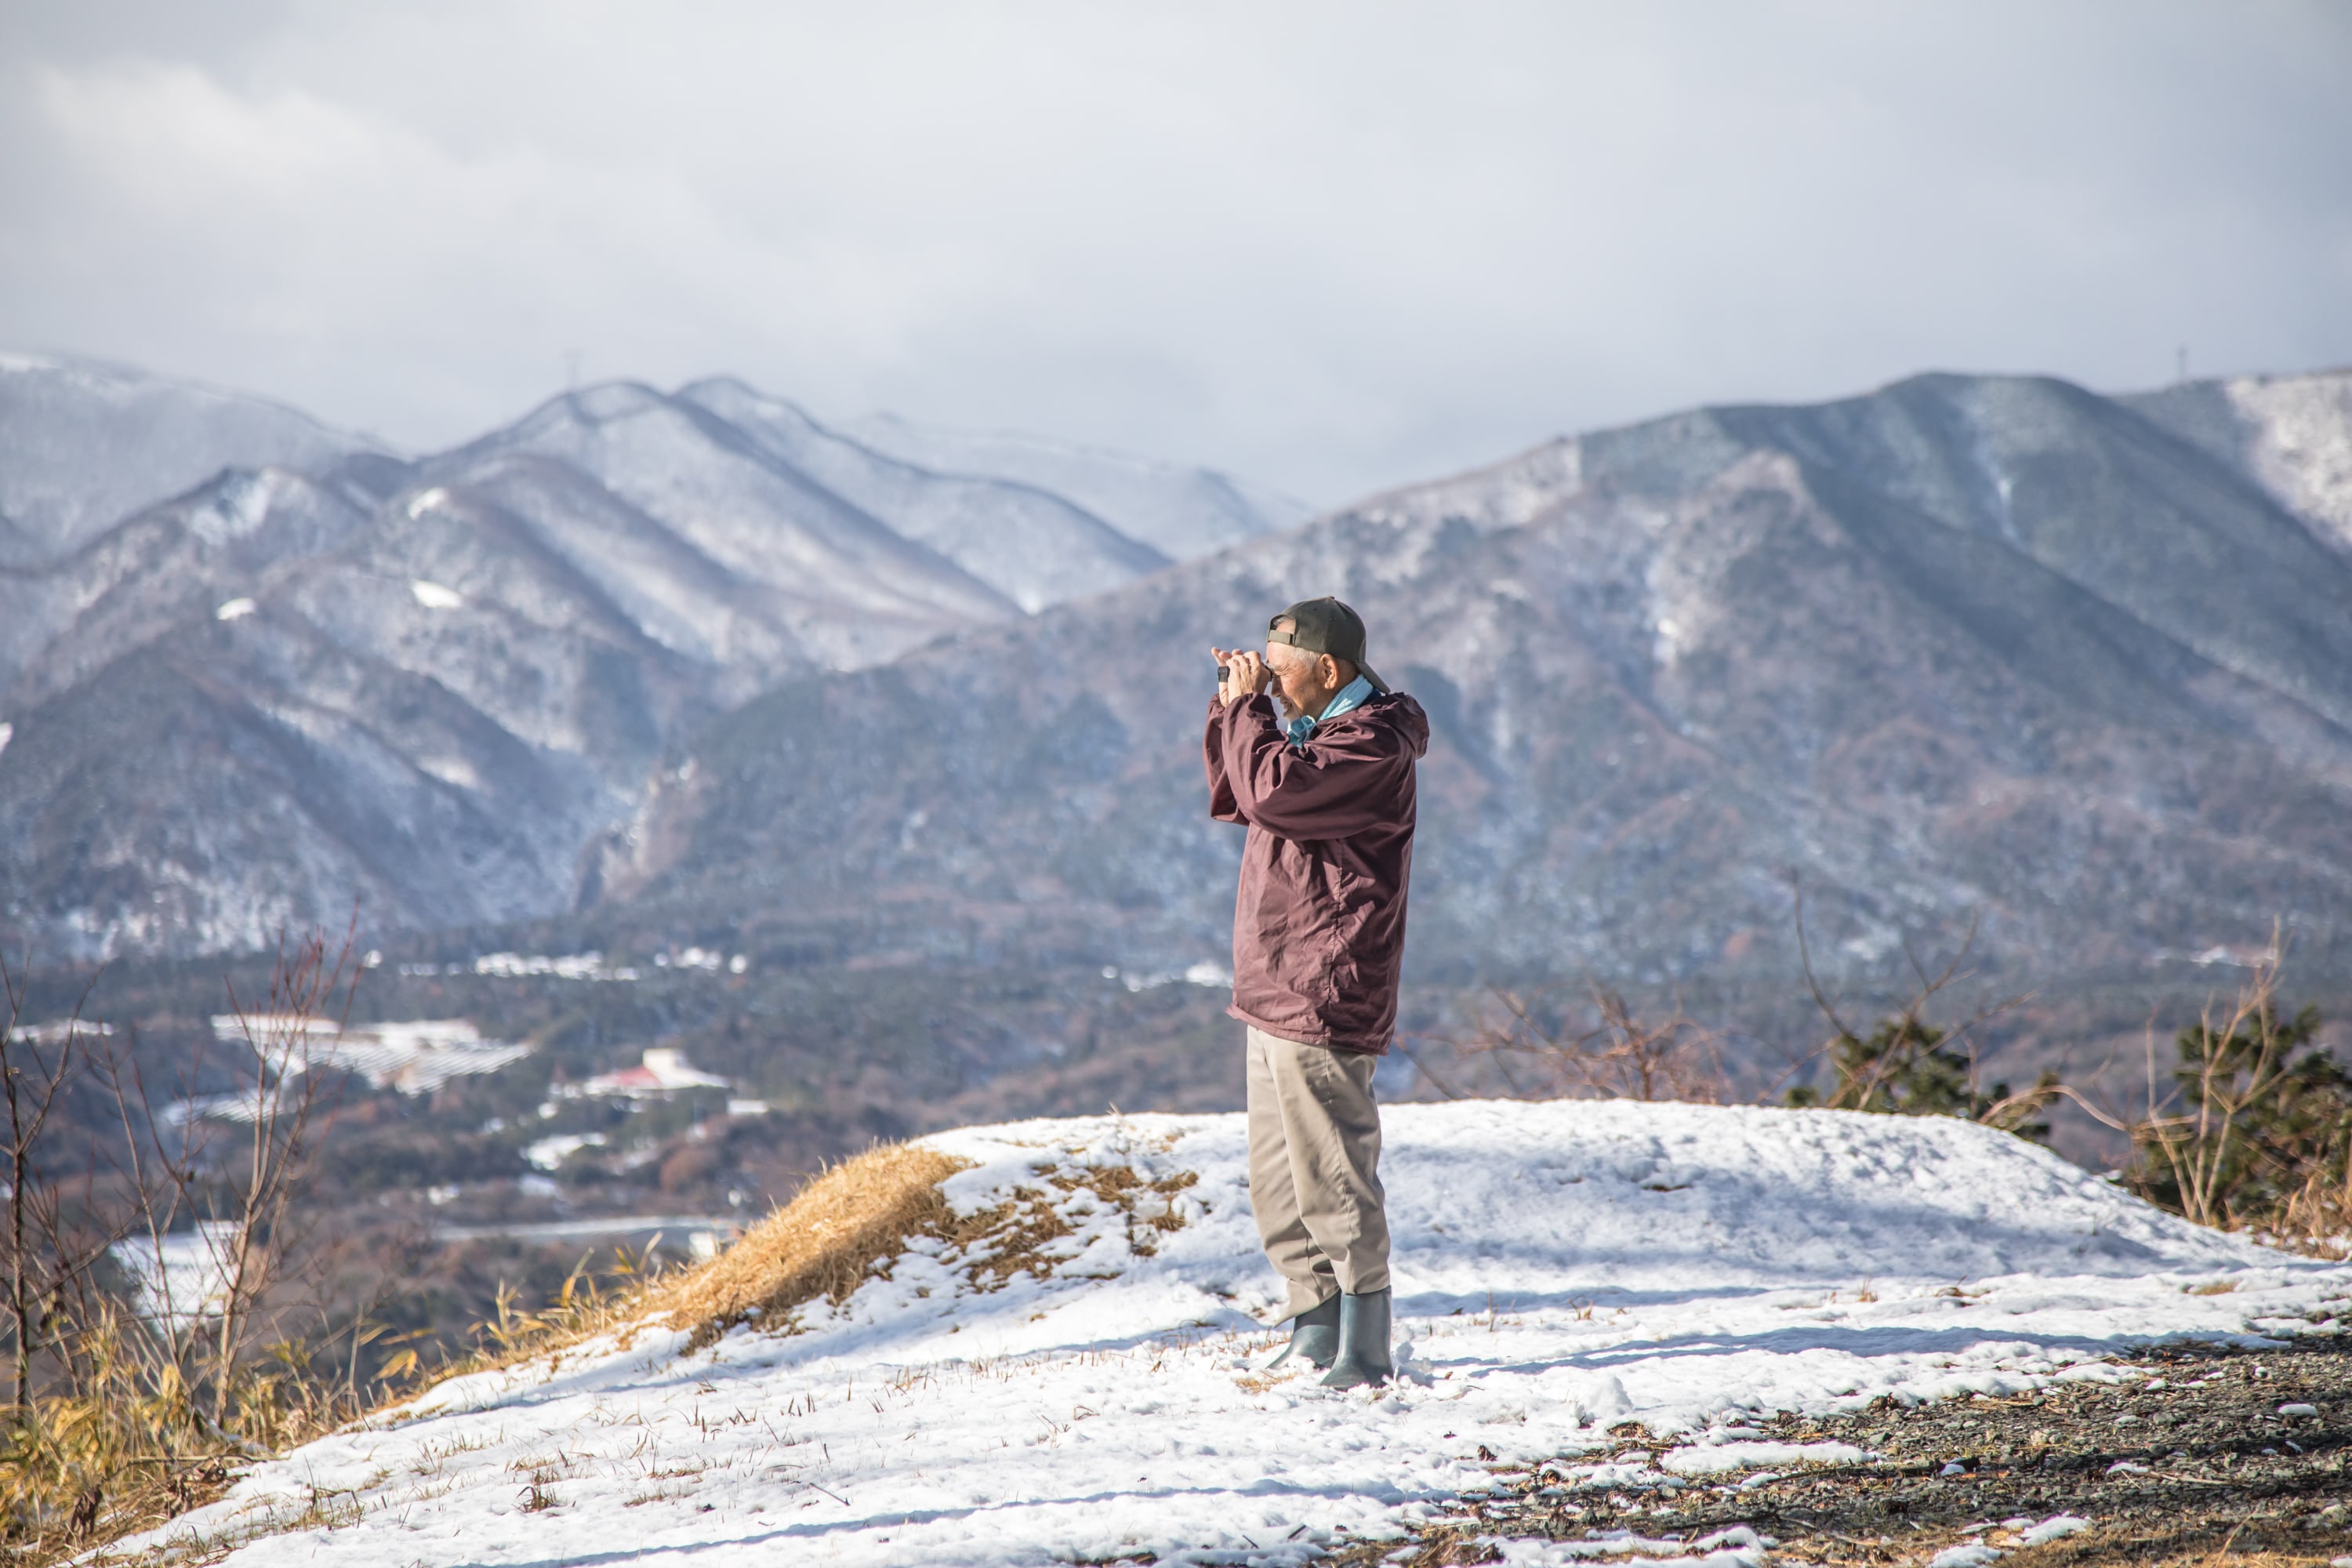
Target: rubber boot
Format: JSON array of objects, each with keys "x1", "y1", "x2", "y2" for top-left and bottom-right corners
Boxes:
[
  {"x1": 1265, "y1": 1294, "x2": 1341, "y2": 1371},
  {"x1": 1319, "y1": 1289, "x2": 1394, "y2": 1389}
]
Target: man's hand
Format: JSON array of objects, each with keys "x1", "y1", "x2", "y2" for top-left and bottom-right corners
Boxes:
[{"x1": 1210, "y1": 645, "x2": 1273, "y2": 709}]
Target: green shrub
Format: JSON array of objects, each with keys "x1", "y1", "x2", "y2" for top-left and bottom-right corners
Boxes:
[{"x1": 2125, "y1": 971, "x2": 2348, "y2": 1236}]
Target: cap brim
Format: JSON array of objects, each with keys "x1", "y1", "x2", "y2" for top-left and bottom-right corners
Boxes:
[{"x1": 1357, "y1": 664, "x2": 1390, "y2": 694}]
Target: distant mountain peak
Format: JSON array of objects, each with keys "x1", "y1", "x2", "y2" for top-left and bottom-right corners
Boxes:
[
  {"x1": 0, "y1": 358, "x2": 1305, "y2": 960},
  {"x1": 0, "y1": 351, "x2": 386, "y2": 566}
]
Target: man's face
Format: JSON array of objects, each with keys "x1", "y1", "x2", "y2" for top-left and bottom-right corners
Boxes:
[{"x1": 1263, "y1": 641, "x2": 1332, "y2": 720}]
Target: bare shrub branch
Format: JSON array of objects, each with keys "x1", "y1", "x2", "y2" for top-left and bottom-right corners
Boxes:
[
  {"x1": 1783, "y1": 889, "x2": 2050, "y2": 1134},
  {"x1": 1449, "y1": 980, "x2": 1730, "y2": 1104}
]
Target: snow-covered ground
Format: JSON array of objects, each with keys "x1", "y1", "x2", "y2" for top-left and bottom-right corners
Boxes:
[{"x1": 122, "y1": 1102, "x2": 2351, "y2": 1566}]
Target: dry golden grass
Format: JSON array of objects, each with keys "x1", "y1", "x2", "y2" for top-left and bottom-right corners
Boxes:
[
  {"x1": 388, "y1": 1138, "x2": 1200, "y2": 1382},
  {"x1": 652, "y1": 1142, "x2": 975, "y2": 1350},
  {"x1": 648, "y1": 1143, "x2": 1201, "y2": 1348}
]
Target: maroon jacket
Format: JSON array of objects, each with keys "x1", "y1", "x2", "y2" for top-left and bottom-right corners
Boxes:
[{"x1": 1204, "y1": 690, "x2": 1429, "y2": 1054}]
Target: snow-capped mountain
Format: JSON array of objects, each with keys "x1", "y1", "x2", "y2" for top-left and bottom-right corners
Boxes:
[
  {"x1": 0, "y1": 352, "x2": 384, "y2": 568},
  {"x1": 841, "y1": 408, "x2": 1308, "y2": 560},
  {"x1": 609, "y1": 369, "x2": 2352, "y2": 985},
  {"x1": 682, "y1": 379, "x2": 1173, "y2": 614},
  {"x1": 0, "y1": 362, "x2": 1300, "y2": 960}
]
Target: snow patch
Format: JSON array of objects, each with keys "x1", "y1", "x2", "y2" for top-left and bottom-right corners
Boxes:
[
  {"x1": 214, "y1": 597, "x2": 256, "y2": 621},
  {"x1": 1479, "y1": 1525, "x2": 1766, "y2": 1566},
  {"x1": 1660, "y1": 1440, "x2": 1867, "y2": 1475},
  {"x1": 524, "y1": 1131, "x2": 607, "y2": 1171},
  {"x1": 416, "y1": 753, "x2": 478, "y2": 789},
  {"x1": 1929, "y1": 1545, "x2": 2002, "y2": 1568},
  {"x1": 188, "y1": 470, "x2": 277, "y2": 546},
  {"x1": 409, "y1": 578, "x2": 464, "y2": 609}
]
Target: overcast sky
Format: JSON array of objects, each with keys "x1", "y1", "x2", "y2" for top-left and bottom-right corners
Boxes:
[{"x1": 3, "y1": 2, "x2": 2347, "y2": 504}]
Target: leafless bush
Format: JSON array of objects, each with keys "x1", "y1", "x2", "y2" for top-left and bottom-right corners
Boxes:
[
  {"x1": 2, "y1": 963, "x2": 120, "y2": 1413},
  {"x1": 2, "y1": 927, "x2": 382, "y2": 1559},
  {"x1": 1449, "y1": 980, "x2": 1730, "y2": 1104},
  {"x1": 1781, "y1": 890, "x2": 2054, "y2": 1137},
  {"x1": 158, "y1": 927, "x2": 356, "y2": 1422}
]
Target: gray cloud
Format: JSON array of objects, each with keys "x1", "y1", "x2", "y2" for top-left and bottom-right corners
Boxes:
[{"x1": 2, "y1": 0, "x2": 2347, "y2": 503}]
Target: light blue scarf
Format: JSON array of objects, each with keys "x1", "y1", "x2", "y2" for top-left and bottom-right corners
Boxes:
[{"x1": 1284, "y1": 674, "x2": 1376, "y2": 750}]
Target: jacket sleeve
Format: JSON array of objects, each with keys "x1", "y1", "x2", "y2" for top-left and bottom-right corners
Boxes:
[
  {"x1": 1203, "y1": 697, "x2": 1247, "y2": 824},
  {"x1": 1211, "y1": 695, "x2": 1403, "y2": 840}
]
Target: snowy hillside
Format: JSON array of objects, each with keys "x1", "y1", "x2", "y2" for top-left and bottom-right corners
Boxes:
[
  {"x1": 0, "y1": 353, "x2": 382, "y2": 567},
  {"x1": 2128, "y1": 367, "x2": 2352, "y2": 558},
  {"x1": 128, "y1": 1101, "x2": 2347, "y2": 1567},
  {"x1": 682, "y1": 379, "x2": 1173, "y2": 613}
]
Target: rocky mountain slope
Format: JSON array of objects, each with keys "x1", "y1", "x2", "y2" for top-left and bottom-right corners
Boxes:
[
  {"x1": 610, "y1": 370, "x2": 2352, "y2": 987},
  {"x1": 0, "y1": 362, "x2": 1291, "y2": 959}
]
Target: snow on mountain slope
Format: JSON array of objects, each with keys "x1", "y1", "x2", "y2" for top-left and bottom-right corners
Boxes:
[
  {"x1": 131, "y1": 1102, "x2": 2345, "y2": 1567},
  {"x1": 2128, "y1": 368, "x2": 2352, "y2": 558},
  {"x1": 683, "y1": 378, "x2": 1171, "y2": 612},
  {"x1": 0, "y1": 464, "x2": 381, "y2": 706},
  {"x1": 0, "y1": 447, "x2": 773, "y2": 955},
  {"x1": 403, "y1": 454, "x2": 810, "y2": 702},
  {"x1": 0, "y1": 352, "x2": 383, "y2": 566},
  {"x1": 432, "y1": 383, "x2": 1022, "y2": 667},
  {"x1": 843, "y1": 408, "x2": 1308, "y2": 560}
]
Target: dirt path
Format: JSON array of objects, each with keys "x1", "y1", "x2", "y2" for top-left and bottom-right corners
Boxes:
[{"x1": 1336, "y1": 1337, "x2": 2352, "y2": 1567}]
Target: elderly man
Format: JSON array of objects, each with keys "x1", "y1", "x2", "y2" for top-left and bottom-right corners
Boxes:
[{"x1": 1206, "y1": 597, "x2": 1429, "y2": 1388}]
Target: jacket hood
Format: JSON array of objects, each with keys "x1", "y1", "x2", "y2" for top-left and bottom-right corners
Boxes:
[{"x1": 1347, "y1": 691, "x2": 1429, "y2": 760}]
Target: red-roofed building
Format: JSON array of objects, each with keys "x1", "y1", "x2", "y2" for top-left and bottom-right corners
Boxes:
[{"x1": 568, "y1": 1047, "x2": 730, "y2": 1101}]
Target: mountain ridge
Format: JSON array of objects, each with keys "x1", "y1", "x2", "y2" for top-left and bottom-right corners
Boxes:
[
  {"x1": 0, "y1": 351, "x2": 388, "y2": 568},
  {"x1": 0, "y1": 359, "x2": 1294, "y2": 960},
  {"x1": 601, "y1": 368, "x2": 2352, "y2": 988}
]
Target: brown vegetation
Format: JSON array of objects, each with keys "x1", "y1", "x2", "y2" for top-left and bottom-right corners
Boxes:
[
  {"x1": 653, "y1": 1142, "x2": 1199, "y2": 1349},
  {"x1": 2, "y1": 931, "x2": 376, "y2": 1563},
  {"x1": 1446, "y1": 980, "x2": 1729, "y2": 1104},
  {"x1": 2059, "y1": 931, "x2": 2352, "y2": 1253},
  {"x1": 653, "y1": 1141, "x2": 971, "y2": 1349}
]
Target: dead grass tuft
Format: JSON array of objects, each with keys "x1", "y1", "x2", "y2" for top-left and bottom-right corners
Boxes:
[
  {"x1": 373, "y1": 1139, "x2": 1202, "y2": 1387},
  {"x1": 650, "y1": 1144, "x2": 1202, "y2": 1348},
  {"x1": 654, "y1": 1142, "x2": 974, "y2": 1350}
]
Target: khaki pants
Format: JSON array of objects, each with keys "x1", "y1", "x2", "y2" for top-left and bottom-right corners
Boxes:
[{"x1": 1245, "y1": 1025, "x2": 1391, "y2": 1320}]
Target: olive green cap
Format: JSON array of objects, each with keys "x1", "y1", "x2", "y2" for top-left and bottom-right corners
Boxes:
[{"x1": 1267, "y1": 597, "x2": 1388, "y2": 693}]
